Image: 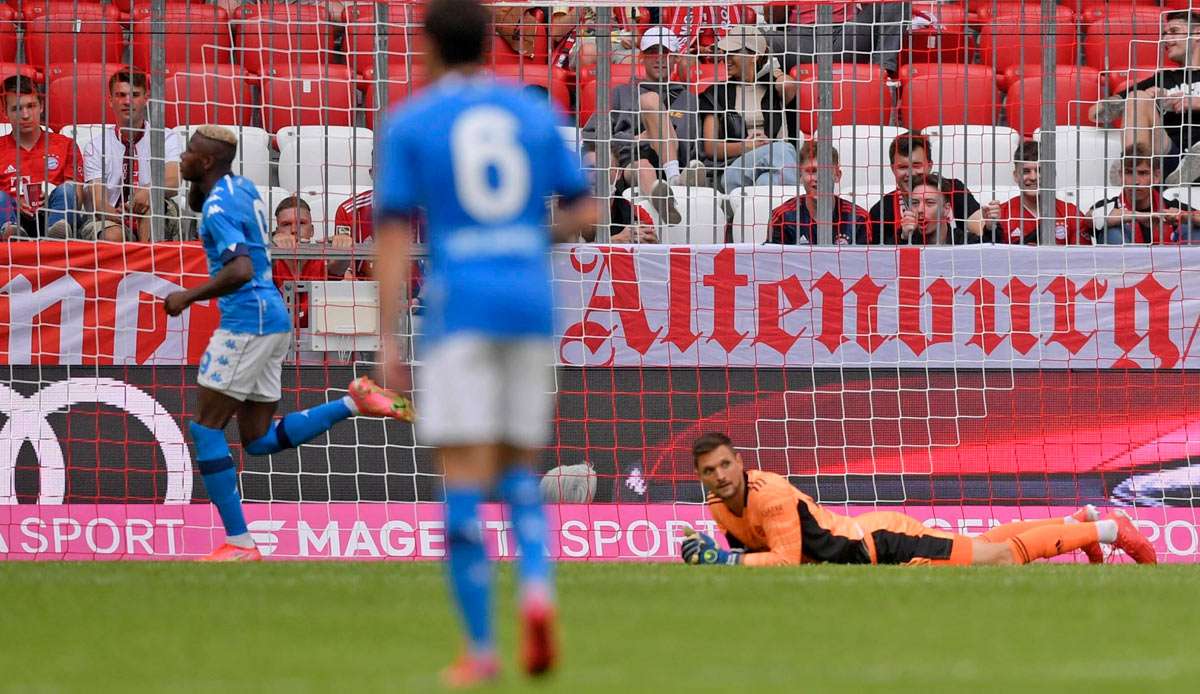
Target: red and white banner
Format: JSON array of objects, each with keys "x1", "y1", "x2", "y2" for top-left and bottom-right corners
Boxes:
[
  {"x1": 555, "y1": 245, "x2": 1200, "y2": 369},
  {"x1": 0, "y1": 242, "x2": 219, "y2": 365},
  {"x1": 5, "y1": 243, "x2": 1200, "y2": 369}
]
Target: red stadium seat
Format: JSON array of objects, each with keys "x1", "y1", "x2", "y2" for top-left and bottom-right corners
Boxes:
[
  {"x1": 1073, "y1": 0, "x2": 1165, "y2": 23},
  {"x1": 793, "y1": 63, "x2": 894, "y2": 133},
  {"x1": 25, "y1": 17, "x2": 124, "y2": 70},
  {"x1": 15, "y1": 1, "x2": 119, "y2": 20},
  {"x1": 342, "y1": 0, "x2": 420, "y2": 79},
  {"x1": 362, "y1": 72, "x2": 429, "y2": 128},
  {"x1": 0, "y1": 62, "x2": 41, "y2": 83},
  {"x1": 131, "y1": 5, "x2": 232, "y2": 73},
  {"x1": 491, "y1": 64, "x2": 573, "y2": 115},
  {"x1": 260, "y1": 69, "x2": 357, "y2": 132},
  {"x1": 42, "y1": 61, "x2": 124, "y2": 86},
  {"x1": 685, "y1": 61, "x2": 726, "y2": 94},
  {"x1": 978, "y1": 7, "x2": 1078, "y2": 76},
  {"x1": 1001, "y1": 64, "x2": 1105, "y2": 95},
  {"x1": 904, "y1": 3, "x2": 972, "y2": 66},
  {"x1": 233, "y1": 2, "x2": 339, "y2": 76},
  {"x1": 46, "y1": 74, "x2": 117, "y2": 130},
  {"x1": 898, "y1": 63, "x2": 999, "y2": 131},
  {"x1": 1005, "y1": 68, "x2": 1104, "y2": 137},
  {"x1": 1084, "y1": 11, "x2": 1176, "y2": 72},
  {"x1": 1106, "y1": 67, "x2": 1159, "y2": 93},
  {"x1": 0, "y1": 12, "x2": 14, "y2": 63},
  {"x1": 164, "y1": 66, "x2": 256, "y2": 129}
]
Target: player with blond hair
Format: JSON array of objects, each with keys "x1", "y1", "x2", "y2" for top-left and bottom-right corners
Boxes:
[
  {"x1": 164, "y1": 125, "x2": 412, "y2": 562},
  {"x1": 682, "y1": 432, "x2": 1157, "y2": 567}
]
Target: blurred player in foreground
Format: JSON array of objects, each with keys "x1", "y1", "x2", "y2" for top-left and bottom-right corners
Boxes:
[
  {"x1": 682, "y1": 433, "x2": 1157, "y2": 567},
  {"x1": 164, "y1": 125, "x2": 412, "y2": 562},
  {"x1": 372, "y1": 0, "x2": 596, "y2": 686}
]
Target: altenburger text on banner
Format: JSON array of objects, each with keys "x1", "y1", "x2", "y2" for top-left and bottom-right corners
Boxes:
[
  {"x1": 2, "y1": 243, "x2": 1197, "y2": 369},
  {"x1": 557, "y1": 245, "x2": 1200, "y2": 369}
]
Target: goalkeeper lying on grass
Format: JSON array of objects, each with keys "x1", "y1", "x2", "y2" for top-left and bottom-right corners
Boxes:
[{"x1": 681, "y1": 432, "x2": 1157, "y2": 567}]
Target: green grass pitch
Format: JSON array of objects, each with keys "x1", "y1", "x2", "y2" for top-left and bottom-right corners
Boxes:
[{"x1": 2, "y1": 563, "x2": 1197, "y2": 692}]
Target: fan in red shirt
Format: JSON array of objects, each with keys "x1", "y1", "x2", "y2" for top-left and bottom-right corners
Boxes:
[
  {"x1": 967, "y1": 141, "x2": 1091, "y2": 245},
  {"x1": 0, "y1": 75, "x2": 84, "y2": 240},
  {"x1": 661, "y1": 4, "x2": 751, "y2": 53},
  {"x1": 271, "y1": 195, "x2": 354, "y2": 328},
  {"x1": 332, "y1": 187, "x2": 374, "y2": 276}
]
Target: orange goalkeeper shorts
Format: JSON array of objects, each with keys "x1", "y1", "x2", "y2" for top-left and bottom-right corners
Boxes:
[{"x1": 857, "y1": 511, "x2": 974, "y2": 566}]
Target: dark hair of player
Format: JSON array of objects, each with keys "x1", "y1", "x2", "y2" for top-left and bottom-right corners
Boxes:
[
  {"x1": 2, "y1": 74, "x2": 40, "y2": 103},
  {"x1": 275, "y1": 194, "x2": 311, "y2": 218},
  {"x1": 888, "y1": 133, "x2": 930, "y2": 164},
  {"x1": 423, "y1": 0, "x2": 489, "y2": 67},
  {"x1": 109, "y1": 70, "x2": 148, "y2": 94},
  {"x1": 692, "y1": 432, "x2": 734, "y2": 465}
]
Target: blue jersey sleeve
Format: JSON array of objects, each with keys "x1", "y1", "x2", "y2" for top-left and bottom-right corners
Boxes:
[
  {"x1": 375, "y1": 113, "x2": 419, "y2": 219},
  {"x1": 204, "y1": 198, "x2": 250, "y2": 264}
]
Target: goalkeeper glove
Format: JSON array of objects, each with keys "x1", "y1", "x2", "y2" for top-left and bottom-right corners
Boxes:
[{"x1": 681, "y1": 526, "x2": 743, "y2": 565}]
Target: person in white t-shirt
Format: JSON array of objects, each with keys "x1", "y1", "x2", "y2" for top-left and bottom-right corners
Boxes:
[{"x1": 80, "y1": 71, "x2": 183, "y2": 241}]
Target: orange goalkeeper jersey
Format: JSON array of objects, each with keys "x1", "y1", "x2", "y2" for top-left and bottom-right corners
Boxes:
[{"x1": 707, "y1": 470, "x2": 875, "y2": 566}]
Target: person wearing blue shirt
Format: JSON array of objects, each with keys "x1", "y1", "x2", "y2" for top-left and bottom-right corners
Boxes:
[
  {"x1": 373, "y1": 0, "x2": 596, "y2": 686},
  {"x1": 163, "y1": 126, "x2": 413, "y2": 562}
]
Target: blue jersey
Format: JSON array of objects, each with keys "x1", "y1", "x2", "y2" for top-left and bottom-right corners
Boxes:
[
  {"x1": 198, "y1": 175, "x2": 291, "y2": 335},
  {"x1": 375, "y1": 75, "x2": 589, "y2": 343}
]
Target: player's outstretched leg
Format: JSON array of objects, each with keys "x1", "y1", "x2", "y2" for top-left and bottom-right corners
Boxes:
[
  {"x1": 240, "y1": 378, "x2": 410, "y2": 459},
  {"x1": 499, "y1": 464, "x2": 557, "y2": 677},
  {"x1": 441, "y1": 479, "x2": 500, "y2": 688},
  {"x1": 189, "y1": 421, "x2": 261, "y2": 562},
  {"x1": 979, "y1": 505, "x2": 1104, "y2": 563}
]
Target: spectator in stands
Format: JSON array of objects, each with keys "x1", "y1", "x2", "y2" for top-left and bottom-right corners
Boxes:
[
  {"x1": 699, "y1": 26, "x2": 801, "y2": 193},
  {"x1": 660, "y1": 4, "x2": 752, "y2": 55},
  {"x1": 271, "y1": 195, "x2": 352, "y2": 328},
  {"x1": 0, "y1": 75, "x2": 83, "y2": 240},
  {"x1": 332, "y1": 186, "x2": 373, "y2": 277},
  {"x1": 1090, "y1": 11, "x2": 1200, "y2": 182},
  {"x1": 581, "y1": 26, "x2": 701, "y2": 224},
  {"x1": 609, "y1": 196, "x2": 658, "y2": 243},
  {"x1": 869, "y1": 133, "x2": 980, "y2": 244},
  {"x1": 761, "y1": 3, "x2": 905, "y2": 74},
  {"x1": 1086, "y1": 144, "x2": 1200, "y2": 244},
  {"x1": 898, "y1": 174, "x2": 963, "y2": 245},
  {"x1": 967, "y1": 142, "x2": 1091, "y2": 245},
  {"x1": 80, "y1": 71, "x2": 182, "y2": 242},
  {"x1": 767, "y1": 141, "x2": 871, "y2": 244}
]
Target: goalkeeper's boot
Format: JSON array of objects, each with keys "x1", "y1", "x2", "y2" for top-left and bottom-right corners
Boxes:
[
  {"x1": 1106, "y1": 510, "x2": 1158, "y2": 564},
  {"x1": 200, "y1": 543, "x2": 263, "y2": 562},
  {"x1": 440, "y1": 651, "x2": 499, "y2": 689},
  {"x1": 348, "y1": 376, "x2": 415, "y2": 422},
  {"x1": 520, "y1": 596, "x2": 557, "y2": 677},
  {"x1": 1070, "y1": 504, "x2": 1105, "y2": 564}
]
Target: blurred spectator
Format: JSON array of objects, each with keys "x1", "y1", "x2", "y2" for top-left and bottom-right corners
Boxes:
[
  {"x1": 540, "y1": 462, "x2": 597, "y2": 503},
  {"x1": 0, "y1": 75, "x2": 83, "y2": 240},
  {"x1": 698, "y1": 27, "x2": 801, "y2": 193},
  {"x1": 1086, "y1": 143, "x2": 1200, "y2": 244},
  {"x1": 767, "y1": 141, "x2": 871, "y2": 244},
  {"x1": 582, "y1": 26, "x2": 701, "y2": 224},
  {"x1": 967, "y1": 141, "x2": 1091, "y2": 245},
  {"x1": 80, "y1": 71, "x2": 182, "y2": 242},
  {"x1": 762, "y1": 2, "x2": 905, "y2": 73},
  {"x1": 332, "y1": 187, "x2": 372, "y2": 277},
  {"x1": 610, "y1": 196, "x2": 658, "y2": 243},
  {"x1": 898, "y1": 174, "x2": 961, "y2": 245},
  {"x1": 660, "y1": 4, "x2": 752, "y2": 55},
  {"x1": 1091, "y1": 11, "x2": 1200, "y2": 183},
  {"x1": 271, "y1": 195, "x2": 349, "y2": 328},
  {"x1": 869, "y1": 133, "x2": 979, "y2": 244}
]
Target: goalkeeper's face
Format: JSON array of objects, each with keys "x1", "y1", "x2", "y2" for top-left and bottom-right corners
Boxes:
[{"x1": 695, "y1": 445, "x2": 745, "y2": 501}]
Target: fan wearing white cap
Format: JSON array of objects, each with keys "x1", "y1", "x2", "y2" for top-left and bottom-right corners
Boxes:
[{"x1": 579, "y1": 25, "x2": 704, "y2": 231}]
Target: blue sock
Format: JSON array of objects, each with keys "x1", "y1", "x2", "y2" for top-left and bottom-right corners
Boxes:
[
  {"x1": 499, "y1": 467, "x2": 552, "y2": 596},
  {"x1": 189, "y1": 422, "x2": 247, "y2": 537},
  {"x1": 244, "y1": 397, "x2": 355, "y2": 455},
  {"x1": 444, "y1": 486, "x2": 493, "y2": 653}
]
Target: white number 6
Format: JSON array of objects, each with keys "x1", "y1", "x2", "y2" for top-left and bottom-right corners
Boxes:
[{"x1": 451, "y1": 106, "x2": 531, "y2": 223}]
